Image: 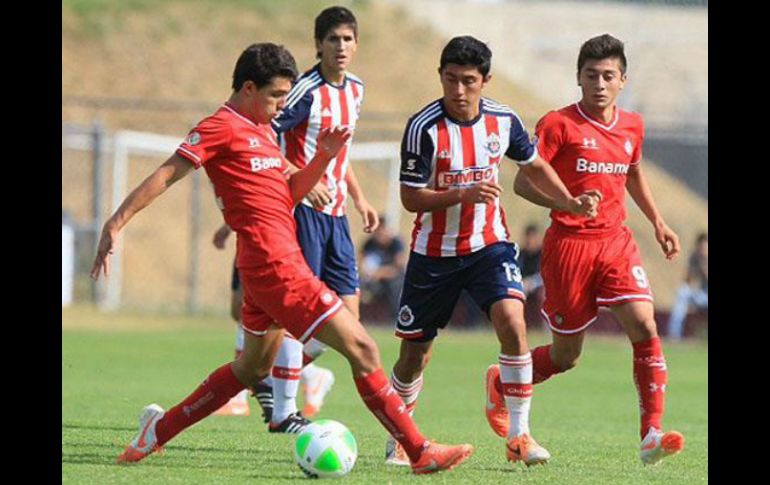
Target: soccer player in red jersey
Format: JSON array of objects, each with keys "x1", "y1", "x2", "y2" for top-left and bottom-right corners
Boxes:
[
  {"x1": 488, "y1": 34, "x2": 685, "y2": 465},
  {"x1": 386, "y1": 36, "x2": 599, "y2": 467},
  {"x1": 90, "y1": 42, "x2": 473, "y2": 475}
]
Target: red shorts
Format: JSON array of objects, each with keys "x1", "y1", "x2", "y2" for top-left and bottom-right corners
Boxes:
[
  {"x1": 540, "y1": 225, "x2": 654, "y2": 335},
  {"x1": 238, "y1": 251, "x2": 343, "y2": 342}
]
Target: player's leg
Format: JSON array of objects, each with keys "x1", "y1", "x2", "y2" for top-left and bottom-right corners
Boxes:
[
  {"x1": 610, "y1": 301, "x2": 684, "y2": 464},
  {"x1": 530, "y1": 230, "x2": 598, "y2": 384},
  {"x1": 268, "y1": 205, "x2": 329, "y2": 425},
  {"x1": 214, "y1": 267, "x2": 252, "y2": 416},
  {"x1": 117, "y1": 326, "x2": 284, "y2": 463},
  {"x1": 267, "y1": 333, "x2": 310, "y2": 433},
  {"x1": 598, "y1": 228, "x2": 683, "y2": 464},
  {"x1": 466, "y1": 242, "x2": 548, "y2": 465},
  {"x1": 314, "y1": 307, "x2": 473, "y2": 474},
  {"x1": 385, "y1": 252, "x2": 461, "y2": 465},
  {"x1": 300, "y1": 215, "x2": 360, "y2": 417}
]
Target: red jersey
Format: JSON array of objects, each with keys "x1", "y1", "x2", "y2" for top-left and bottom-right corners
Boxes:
[
  {"x1": 176, "y1": 103, "x2": 300, "y2": 268},
  {"x1": 535, "y1": 103, "x2": 644, "y2": 235}
]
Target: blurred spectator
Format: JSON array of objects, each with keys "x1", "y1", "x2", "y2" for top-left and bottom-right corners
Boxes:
[
  {"x1": 667, "y1": 232, "x2": 708, "y2": 341},
  {"x1": 518, "y1": 223, "x2": 546, "y2": 330},
  {"x1": 359, "y1": 215, "x2": 406, "y2": 320}
]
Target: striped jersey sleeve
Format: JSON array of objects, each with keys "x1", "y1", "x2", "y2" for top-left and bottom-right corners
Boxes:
[{"x1": 399, "y1": 101, "x2": 441, "y2": 188}]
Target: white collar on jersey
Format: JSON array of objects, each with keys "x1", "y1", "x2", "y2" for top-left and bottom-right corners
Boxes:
[
  {"x1": 222, "y1": 103, "x2": 261, "y2": 130},
  {"x1": 575, "y1": 102, "x2": 619, "y2": 131}
]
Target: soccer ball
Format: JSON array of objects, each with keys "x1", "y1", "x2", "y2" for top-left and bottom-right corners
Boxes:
[{"x1": 294, "y1": 419, "x2": 358, "y2": 478}]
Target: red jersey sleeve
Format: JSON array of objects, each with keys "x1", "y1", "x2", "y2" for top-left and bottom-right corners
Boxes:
[
  {"x1": 535, "y1": 111, "x2": 566, "y2": 164},
  {"x1": 176, "y1": 116, "x2": 232, "y2": 168}
]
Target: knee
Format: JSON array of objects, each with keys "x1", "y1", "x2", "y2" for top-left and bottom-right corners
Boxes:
[{"x1": 231, "y1": 357, "x2": 271, "y2": 387}]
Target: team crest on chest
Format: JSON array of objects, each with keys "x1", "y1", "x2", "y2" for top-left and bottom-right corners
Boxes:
[
  {"x1": 624, "y1": 139, "x2": 633, "y2": 156},
  {"x1": 485, "y1": 133, "x2": 502, "y2": 158}
]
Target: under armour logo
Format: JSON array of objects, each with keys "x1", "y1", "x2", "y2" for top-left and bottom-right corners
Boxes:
[
  {"x1": 248, "y1": 137, "x2": 260, "y2": 148},
  {"x1": 583, "y1": 137, "x2": 598, "y2": 149}
]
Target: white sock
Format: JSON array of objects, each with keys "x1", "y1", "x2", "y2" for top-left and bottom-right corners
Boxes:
[
  {"x1": 270, "y1": 335, "x2": 303, "y2": 424},
  {"x1": 499, "y1": 353, "x2": 533, "y2": 438},
  {"x1": 391, "y1": 372, "x2": 423, "y2": 416}
]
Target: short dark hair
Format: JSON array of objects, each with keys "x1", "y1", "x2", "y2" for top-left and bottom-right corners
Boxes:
[
  {"x1": 232, "y1": 43, "x2": 298, "y2": 91},
  {"x1": 439, "y1": 36, "x2": 492, "y2": 76},
  {"x1": 577, "y1": 34, "x2": 627, "y2": 75},
  {"x1": 315, "y1": 6, "x2": 358, "y2": 43}
]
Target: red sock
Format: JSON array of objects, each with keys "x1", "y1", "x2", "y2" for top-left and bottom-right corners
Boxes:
[
  {"x1": 155, "y1": 363, "x2": 245, "y2": 446},
  {"x1": 354, "y1": 368, "x2": 427, "y2": 462},
  {"x1": 532, "y1": 345, "x2": 564, "y2": 384},
  {"x1": 633, "y1": 337, "x2": 667, "y2": 439}
]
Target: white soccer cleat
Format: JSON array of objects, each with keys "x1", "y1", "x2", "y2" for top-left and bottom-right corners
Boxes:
[
  {"x1": 640, "y1": 427, "x2": 685, "y2": 465},
  {"x1": 302, "y1": 367, "x2": 335, "y2": 418},
  {"x1": 506, "y1": 433, "x2": 551, "y2": 466},
  {"x1": 116, "y1": 404, "x2": 165, "y2": 464},
  {"x1": 384, "y1": 435, "x2": 411, "y2": 466}
]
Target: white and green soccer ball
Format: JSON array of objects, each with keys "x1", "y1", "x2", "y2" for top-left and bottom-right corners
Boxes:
[{"x1": 294, "y1": 419, "x2": 358, "y2": 478}]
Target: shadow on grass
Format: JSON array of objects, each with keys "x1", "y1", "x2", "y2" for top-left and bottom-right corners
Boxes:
[{"x1": 63, "y1": 422, "x2": 136, "y2": 432}]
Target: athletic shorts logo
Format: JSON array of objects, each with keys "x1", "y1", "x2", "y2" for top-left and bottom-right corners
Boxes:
[
  {"x1": 398, "y1": 305, "x2": 415, "y2": 327},
  {"x1": 186, "y1": 131, "x2": 201, "y2": 146},
  {"x1": 406, "y1": 159, "x2": 417, "y2": 170},
  {"x1": 321, "y1": 292, "x2": 334, "y2": 305},
  {"x1": 554, "y1": 314, "x2": 564, "y2": 326},
  {"x1": 485, "y1": 133, "x2": 502, "y2": 158}
]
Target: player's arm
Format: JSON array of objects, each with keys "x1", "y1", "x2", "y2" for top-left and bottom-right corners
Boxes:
[
  {"x1": 516, "y1": 157, "x2": 600, "y2": 217},
  {"x1": 346, "y1": 166, "x2": 379, "y2": 232},
  {"x1": 91, "y1": 154, "x2": 194, "y2": 279},
  {"x1": 288, "y1": 126, "x2": 352, "y2": 204},
  {"x1": 401, "y1": 183, "x2": 502, "y2": 212},
  {"x1": 626, "y1": 163, "x2": 680, "y2": 260}
]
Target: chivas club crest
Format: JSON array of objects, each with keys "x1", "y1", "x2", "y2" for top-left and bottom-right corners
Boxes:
[
  {"x1": 186, "y1": 132, "x2": 201, "y2": 146},
  {"x1": 398, "y1": 305, "x2": 415, "y2": 327},
  {"x1": 486, "y1": 133, "x2": 502, "y2": 158}
]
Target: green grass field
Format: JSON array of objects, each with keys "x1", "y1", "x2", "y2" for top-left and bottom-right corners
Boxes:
[{"x1": 62, "y1": 307, "x2": 707, "y2": 484}]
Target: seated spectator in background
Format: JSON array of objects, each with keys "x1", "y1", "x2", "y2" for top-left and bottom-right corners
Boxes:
[
  {"x1": 518, "y1": 223, "x2": 546, "y2": 330},
  {"x1": 667, "y1": 232, "x2": 708, "y2": 341},
  {"x1": 360, "y1": 215, "x2": 406, "y2": 319}
]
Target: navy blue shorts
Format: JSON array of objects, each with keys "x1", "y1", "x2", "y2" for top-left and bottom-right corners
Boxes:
[
  {"x1": 295, "y1": 204, "x2": 359, "y2": 296},
  {"x1": 395, "y1": 241, "x2": 526, "y2": 341}
]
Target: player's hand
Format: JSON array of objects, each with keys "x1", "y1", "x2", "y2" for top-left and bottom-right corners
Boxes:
[
  {"x1": 570, "y1": 189, "x2": 603, "y2": 218},
  {"x1": 655, "y1": 221, "x2": 681, "y2": 260},
  {"x1": 355, "y1": 198, "x2": 379, "y2": 233},
  {"x1": 306, "y1": 182, "x2": 333, "y2": 208},
  {"x1": 212, "y1": 224, "x2": 232, "y2": 249},
  {"x1": 316, "y1": 126, "x2": 353, "y2": 161},
  {"x1": 90, "y1": 225, "x2": 118, "y2": 280},
  {"x1": 460, "y1": 182, "x2": 502, "y2": 204}
]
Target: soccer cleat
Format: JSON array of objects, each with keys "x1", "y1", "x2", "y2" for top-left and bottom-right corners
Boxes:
[
  {"x1": 410, "y1": 442, "x2": 474, "y2": 475},
  {"x1": 268, "y1": 412, "x2": 311, "y2": 434},
  {"x1": 213, "y1": 389, "x2": 251, "y2": 416},
  {"x1": 116, "y1": 404, "x2": 165, "y2": 464},
  {"x1": 485, "y1": 364, "x2": 509, "y2": 438},
  {"x1": 252, "y1": 383, "x2": 274, "y2": 423},
  {"x1": 640, "y1": 427, "x2": 685, "y2": 465},
  {"x1": 506, "y1": 434, "x2": 551, "y2": 466},
  {"x1": 301, "y1": 367, "x2": 335, "y2": 418},
  {"x1": 384, "y1": 435, "x2": 410, "y2": 466}
]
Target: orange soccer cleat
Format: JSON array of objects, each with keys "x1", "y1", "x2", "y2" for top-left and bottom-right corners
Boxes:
[
  {"x1": 506, "y1": 433, "x2": 551, "y2": 466},
  {"x1": 410, "y1": 441, "x2": 474, "y2": 475},
  {"x1": 116, "y1": 404, "x2": 165, "y2": 464},
  {"x1": 485, "y1": 364, "x2": 509, "y2": 438}
]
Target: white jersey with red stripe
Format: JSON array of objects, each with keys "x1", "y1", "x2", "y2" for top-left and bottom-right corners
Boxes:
[
  {"x1": 272, "y1": 64, "x2": 364, "y2": 217},
  {"x1": 400, "y1": 98, "x2": 537, "y2": 257}
]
